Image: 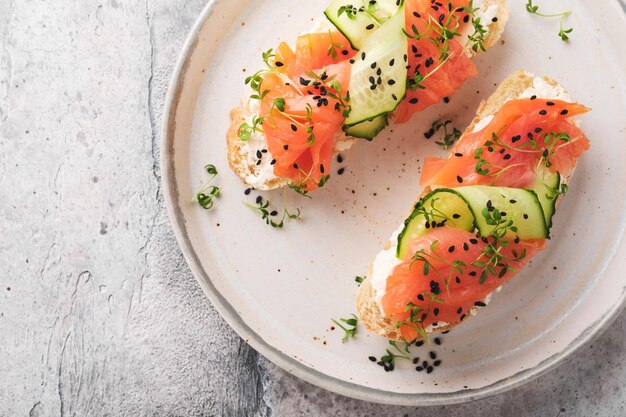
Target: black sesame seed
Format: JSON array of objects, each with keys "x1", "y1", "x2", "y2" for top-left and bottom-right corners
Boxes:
[
  {"x1": 454, "y1": 153, "x2": 463, "y2": 157},
  {"x1": 413, "y1": 357, "x2": 420, "y2": 364},
  {"x1": 392, "y1": 93, "x2": 398, "y2": 101},
  {"x1": 416, "y1": 366, "x2": 424, "y2": 372},
  {"x1": 523, "y1": 213, "x2": 529, "y2": 219},
  {"x1": 463, "y1": 242, "x2": 469, "y2": 251},
  {"x1": 275, "y1": 61, "x2": 284, "y2": 67},
  {"x1": 270, "y1": 159, "x2": 276, "y2": 165},
  {"x1": 429, "y1": 351, "x2": 437, "y2": 360},
  {"x1": 256, "y1": 196, "x2": 263, "y2": 204},
  {"x1": 491, "y1": 17, "x2": 498, "y2": 22},
  {"x1": 427, "y1": 366, "x2": 434, "y2": 374},
  {"x1": 256, "y1": 150, "x2": 262, "y2": 158},
  {"x1": 530, "y1": 95, "x2": 537, "y2": 100},
  {"x1": 443, "y1": 97, "x2": 450, "y2": 103},
  {"x1": 283, "y1": 144, "x2": 289, "y2": 150},
  {"x1": 270, "y1": 210, "x2": 278, "y2": 216},
  {"x1": 388, "y1": 79, "x2": 396, "y2": 85},
  {"x1": 434, "y1": 308, "x2": 440, "y2": 316},
  {"x1": 341, "y1": 50, "x2": 349, "y2": 56},
  {"x1": 503, "y1": 154, "x2": 512, "y2": 160},
  {"x1": 560, "y1": 109, "x2": 569, "y2": 115},
  {"x1": 337, "y1": 168, "x2": 345, "y2": 175},
  {"x1": 389, "y1": 58, "x2": 395, "y2": 66},
  {"x1": 434, "y1": 337, "x2": 442, "y2": 345},
  {"x1": 417, "y1": 294, "x2": 425, "y2": 301},
  {"x1": 468, "y1": 271, "x2": 477, "y2": 277},
  {"x1": 244, "y1": 188, "x2": 252, "y2": 195},
  {"x1": 366, "y1": 23, "x2": 375, "y2": 30},
  {"x1": 369, "y1": 356, "x2": 377, "y2": 362},
  {"x1": 337, "y1": 154, "x2": 343, "y2": 163},
  {"x1": 456, "y1": 175, "x2": 463, "y2": 183},
  {"x1": 409, "y1": 98, "x2": 419, "y2": 104},
  {"x1": 512, "y1": 135, "x2": 521, "y2": 143},
  {"x1": 422, "y1": 361, "x2": 429, "y2": 368},
  {"x1": 416, "y1": 340, "x2": 424, "y2": 347},
  {"x1": 546, "y1": 101, "x2": 555, "y2": 106},
  {"x1": 474, "y1": 301, "x2": 487, "y2": 307},
  {"x1": 320, "y1": 164, "x2": 325, "y2": 174},
  {"x1": 534, "y1": 127, "x2": 543, "y2": 133},
  {"x1": 434, "y1": 360, "x2": 442, "y2": 366},
  {"x1": 448, "y1": 245, "x2": 455, "y2": 253},
  {"x1": 361, "y1": 52, "x2": 366, "y2": 60},
  {"x1": 539, "y1": 110, "x2": 548, "y2": 115},
  {"x1": 457, "y1": 307, "x2": 462, "y2": 314},
  {"x1": 510, "y1": 199, "x2": 517, "y2": 204},
  {"x1": 293, "y1": 163, "x2": 298, "y2": 169},
  {"x1": 452, "y1": 213, "x2": 461, "y2": 219}
]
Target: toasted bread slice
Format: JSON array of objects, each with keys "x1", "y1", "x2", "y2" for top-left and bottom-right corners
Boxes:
[
  {"x1": 227, "y1": 1, "x2": 509, "y2": 190},
  {"x1": 356, "y1": 70, "x2": 576, "y2": 340}
]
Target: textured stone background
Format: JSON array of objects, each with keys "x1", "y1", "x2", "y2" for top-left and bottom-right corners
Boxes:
[{"x1": 1, "y1": 1, "x2": 625, "y2": 416}]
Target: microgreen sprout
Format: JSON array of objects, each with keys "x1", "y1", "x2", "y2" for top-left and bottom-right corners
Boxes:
[
  {"x1": 332, "y1": 314, "x2": 358, "y2": 342},
  {"x1": 194, "y1": 164, "x2": 221, "y2": 210}
]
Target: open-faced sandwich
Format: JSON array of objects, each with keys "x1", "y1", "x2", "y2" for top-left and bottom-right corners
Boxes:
[
  {"x1": 356, "y1": 70, "x2": 590, "y2": 341},
  {"x1": 228, "y1": 0, "x2": 509, "y2": 193}
]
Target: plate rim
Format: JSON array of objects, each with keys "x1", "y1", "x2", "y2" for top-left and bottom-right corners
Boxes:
[{"x1": 161, "y1": 0, "x2": 626, "y2": 406}]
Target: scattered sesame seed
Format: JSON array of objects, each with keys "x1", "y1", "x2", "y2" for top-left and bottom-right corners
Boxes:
[
  {"x1": 337, "y1": 168, "x2": 345, "y2": 175},
  {"x1": 368, "y1": 356, "x2": 377, "y2": 362},
  {"x1": 560, "y1": 109, "x2": 569, "y2": 115},
  {"x1": 539, "y1": 110, "x2": 548, "y2": 115},
  {"x1": 456, "y1": 175, "x2": 463, "y2": 183},
  {"x1": 244, "y1": 188, "x2": 252, "y2": 195},
  {"x1": 546, "y1": 101, "x2": 555, "y2": 106}
]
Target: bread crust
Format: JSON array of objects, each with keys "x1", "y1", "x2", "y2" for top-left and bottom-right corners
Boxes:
[
  {"x1": 356, "y1": 70, "x2": 571, "y2": 341},
  {"x1": 227, "y1": 2, "x2": 509, "y2": 189}
]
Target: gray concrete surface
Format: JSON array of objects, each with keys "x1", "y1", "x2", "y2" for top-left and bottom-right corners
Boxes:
[{"x1": 0, "y1": 1, "x2": 624, "y2": 416}]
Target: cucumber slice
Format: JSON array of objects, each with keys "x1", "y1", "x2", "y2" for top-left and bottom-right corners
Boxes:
[
  {"x1": 397, "y1": 186, "x2": 549, "y2": 259},
  {"x1": 397, "y1": 189, "x2": 476, "y2": 259},
  {"x1": 455, "y1": 186, "x2": 549, "y2": 240},
  {"x1": 344, "y1": 6, "x2": 407, "y2": 127},
  {"x1": 343, "y1": 114, "x2": 389, "y2": 140},
  {"x1": 324, "y1": 0, "x2": 401, "y2": 50},
  {"x1": 530, "y1": 171, "x2": 561, "y2": 229}
]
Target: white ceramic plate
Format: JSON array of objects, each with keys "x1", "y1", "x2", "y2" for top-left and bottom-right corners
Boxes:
[{"x1": 162, "y1": 0, "x2": 626, "y2": 405}]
